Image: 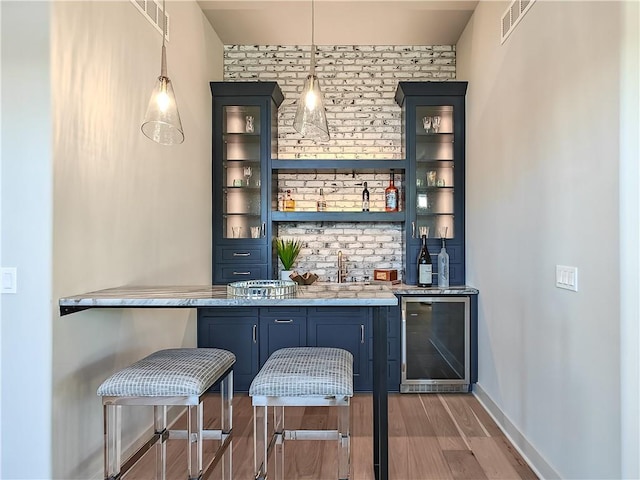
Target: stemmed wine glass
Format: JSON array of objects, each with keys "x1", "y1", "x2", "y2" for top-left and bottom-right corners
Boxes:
[
  {"x1": 243, "y1": 166, "x2": 252, "y2": 186},
  {"x1": 432, "y1": 116, "x2": 441, "y2": 133},
  {"x1": 422, "y1": 116, "x2": 432, "y2": 133}
]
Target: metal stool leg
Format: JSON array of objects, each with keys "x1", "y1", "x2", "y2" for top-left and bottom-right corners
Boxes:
[
  {"x1": 220, "y1": 372, "x2": 233, "y2": 480},
  {"x1": 274, "y1": 406, "x2": 285, "y2": 480},
  {"x1": 254, "y1": 405, "x2": 267, "y2": 479},
  {"x1": 154, "y1": 405, "x2": 168, "y2": 480},
  {"x1": 187, "y1": 403, "x2": 203, "y2": 480},
  {"x1": 338, "y1": 402, "x2": 350, "y2": 480},
  {"x1": 104, "y1": 404, "x2": 121, "y2": 480}
]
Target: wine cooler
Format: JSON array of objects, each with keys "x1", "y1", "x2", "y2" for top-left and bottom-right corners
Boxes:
[{"x1": 401, "y1": 296, "x2": 471, "y2": 393}]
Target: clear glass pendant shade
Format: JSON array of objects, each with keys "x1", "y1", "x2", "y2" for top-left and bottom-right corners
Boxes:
[
  {"x1": 141, "y1": 72, "x2": 184, "y2": 145},
  {"x1": 140, "y1": 0, "x2": 184, "y2": 146},
  {"x1": 293, "y1": 73, "x2": 330, "y2": 143}
]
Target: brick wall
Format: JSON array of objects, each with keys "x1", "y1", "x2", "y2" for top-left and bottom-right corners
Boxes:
[{"x1": 224, "y1": 45, "x2": 456, "y2": 282}]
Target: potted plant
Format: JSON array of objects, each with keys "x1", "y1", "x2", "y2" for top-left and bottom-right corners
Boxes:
[{"x1": 274, "y1": 238, "x2": 302, "y2": 280}]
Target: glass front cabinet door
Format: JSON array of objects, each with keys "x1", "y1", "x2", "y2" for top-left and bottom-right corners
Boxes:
[
  {"x1": 395, "y1": 82, "x2": 468, "y2": 286},
  {"x1": 210, "y1": 82, "x2": 284, "y2": 284}
]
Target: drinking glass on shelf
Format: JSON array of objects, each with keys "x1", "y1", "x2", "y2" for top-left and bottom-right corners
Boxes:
[
  {"x1": 438, "y1": 226, "x2": 449, "y2": 239},
  {"x1": 250, "y1": 226, "x2": 261, "y2": 238},
  {"x1": 245, "y1": 115, "x2": 254, "y2": 133},
  {"x1": 232, "y1": 226, "x2": 243, "y2": 238},
  {"x1": 432, "y1": 115, "x2": 441, "y2": 133},
  {"x1": 244, "y1": 166, "x2": 252, "y2": 185},
  {"x1": 419, "y1": 226, "x2": 429, "y2": 238},
  {"x1": 422, "y1": 116, "x2": 432, "y2": 133},
  {"x1": 427, "y1": 171, "x2": 437, "y2": 187}
]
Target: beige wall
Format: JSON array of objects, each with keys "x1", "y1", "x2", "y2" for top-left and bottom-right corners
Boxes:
[
  {"x1": 51, "y1": 1, "x2": 222, "y2": 477},
  {"x1": 457, "y1": 1, "x2": 638, "y2": 478}
]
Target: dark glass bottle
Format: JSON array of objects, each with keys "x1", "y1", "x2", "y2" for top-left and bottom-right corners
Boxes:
[
  {"x1": 384, "y1": 171, "x2": 398, "y2": 212},
  {"x1": 362, "y1": 182, "x2": 370, "y2": 211},
  {"x1": 417, "y1": 234, "x2": 432, "y2": 287}
]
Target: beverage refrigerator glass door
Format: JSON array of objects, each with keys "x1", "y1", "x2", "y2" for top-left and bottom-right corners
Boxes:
[{"x1": 401, "y1": 296, "x2": 471, "y2": 393}]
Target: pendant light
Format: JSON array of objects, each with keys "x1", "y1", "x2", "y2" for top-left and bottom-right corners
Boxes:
[
  {"x1": 293, "y1": 0, "x2": 330, "y2": 142},
  {"x1": 141, "y1": 0, "x2": 184, "y2": 145}
]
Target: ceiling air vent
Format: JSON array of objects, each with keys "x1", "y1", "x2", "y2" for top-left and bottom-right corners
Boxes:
[
  {"x1": 501, "y1": 0, "x2": 536, "y2": 44},
  {"x1": 130, "y1": 0, "x2": 170, "y2": 41}
]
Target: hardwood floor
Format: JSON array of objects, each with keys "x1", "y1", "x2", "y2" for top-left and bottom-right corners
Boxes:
[{"x1": 125, "y1": 393, "x2": 537, "y2": 479}]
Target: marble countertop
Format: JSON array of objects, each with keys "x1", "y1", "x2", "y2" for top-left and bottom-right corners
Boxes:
[{"x1": 58, "y1": 283, "x2": 399, "y2": 315}]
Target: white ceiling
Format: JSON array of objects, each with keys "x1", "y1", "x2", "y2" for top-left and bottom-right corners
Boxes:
[{"x1": 196, "y1": 0, "x2": 479, "y2": 46}]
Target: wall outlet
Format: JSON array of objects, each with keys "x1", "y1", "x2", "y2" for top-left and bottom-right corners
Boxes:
[
  {"x1": 1, "y1": 267, "x2": 17, "y2": 294},
  {"x1": 556, "y1": 265, "x2": 578, "y2": 292}
]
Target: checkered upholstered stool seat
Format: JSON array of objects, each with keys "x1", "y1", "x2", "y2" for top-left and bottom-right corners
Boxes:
[
  {"x1": 97, "y1": 348, "x2": 235, "y2": 480},
  {"x1": 249, "y1": 347, "x2": 354, "y2": 480}
]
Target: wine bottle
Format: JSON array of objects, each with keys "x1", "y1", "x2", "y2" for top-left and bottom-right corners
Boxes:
[
  {"x1": 362, "y1": 182, "x2": 370, "y2": 211},
  {"x1": 284, "y1": 190, "x2": 295, "y2": 211},
  {"x1": 417, "y1": 234, "x2": 432, "y2": 287},
  {"x1": 384, "y1": 171, "x2": 398, "y2": 212},
  {"x1": 316, "y1": 188, "x2": 327, "y2": 212},
  {"x1": 437, "y1": 237, "x2": 449, "y2": 288}
]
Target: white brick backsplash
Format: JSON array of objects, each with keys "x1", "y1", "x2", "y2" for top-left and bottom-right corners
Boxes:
[{"x1": 224, "y1": 44, "x2": 454, "y2": 282}]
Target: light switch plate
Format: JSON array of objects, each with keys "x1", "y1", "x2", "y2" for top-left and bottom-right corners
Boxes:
[
  {"x1": 1, "y1": 267, "x2": 17, "y2": 294},
  {"x1": 556, "y1": 265, "x2": 578, "y2": 292}
]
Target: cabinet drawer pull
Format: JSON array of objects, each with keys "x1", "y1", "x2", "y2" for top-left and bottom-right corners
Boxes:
[
  {"x1": 274, "y1": 319, "x2": 293, "y2": 323},
  {"x1": 233, "y1": 271, "x2": 251, "y2": 275},
  {"x1": 253, "y1": 324, "x2": 257, "y2": 343},
  {"x1": 360, "y1": 324, "x2": 365, "y2": 344},
  {"x1": 233, "y1": 252, "x2": 251, "y2": 257}
]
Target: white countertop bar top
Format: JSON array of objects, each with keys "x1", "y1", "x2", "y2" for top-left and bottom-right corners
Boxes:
[
  {"x1": 58, "y1": 283, "x2": 399, "y2": 314},
  {"x1": 58, "y1": 283, "x2": 479, "y2": 316}
]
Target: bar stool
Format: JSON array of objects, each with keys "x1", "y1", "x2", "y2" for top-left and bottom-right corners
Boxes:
[
  {"x1": 249, "y1": 347, "x2": 354, "y2": 480},
  {"x1": 97, "y1": 348, "x2": 235, "y2": 480}
]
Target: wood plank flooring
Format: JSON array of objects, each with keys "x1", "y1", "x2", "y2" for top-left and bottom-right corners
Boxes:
[{"x1": 125, "y1": 393, "x2": 537, "y2": 479}]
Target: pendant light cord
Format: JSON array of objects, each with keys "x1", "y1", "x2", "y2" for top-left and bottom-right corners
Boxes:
[
  {"x1": 160, "y1": 0, "x2": 167, "y2": 77},
  {"x1": 310, "y1": 0, "x2": 316, "y2": 76}
]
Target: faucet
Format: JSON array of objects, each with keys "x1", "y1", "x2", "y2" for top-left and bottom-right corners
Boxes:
[{"x1": 337, "y1": 251, "x2": 347, "y2": 283}]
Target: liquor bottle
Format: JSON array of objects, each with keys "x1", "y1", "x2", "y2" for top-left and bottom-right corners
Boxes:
[
  {"x1": 362, "y1": 182, "x2": 370, "y2": 211},
  {"x1": 437, "y1": 237, "x2": 449, "y2": 288},
  {"x1": 284, "y1": 190, "x2": 295, "y2": 211},
  {"x1": 384, "y1": 171, "x2": 398, "y2": 212},
  {"x1": 316, "y1": 188, "x2": 327, "y2": 212},
  {"x1": 417, "y1": 234, "x2": 432, "y2": 287}
]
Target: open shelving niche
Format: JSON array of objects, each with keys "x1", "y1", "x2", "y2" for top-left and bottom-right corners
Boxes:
[{"x1": 270, "y1": 158, "x2": 407, "y2": 223}]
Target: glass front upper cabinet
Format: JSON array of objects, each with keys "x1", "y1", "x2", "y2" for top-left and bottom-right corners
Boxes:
[
  {"x1": 395, "y1": 81, "x2": 467, "y2": 286},
  {"x1": 222, "y1": 105, "x2": 262, "y2": 240},
  {"x1": 414, "y1": 105, "x2": 455, "y2": 239}
]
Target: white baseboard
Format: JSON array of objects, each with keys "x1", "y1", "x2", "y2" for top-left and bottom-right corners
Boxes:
[{"x1": 473, "y1": 383, "x2": 561, "y2": 479}]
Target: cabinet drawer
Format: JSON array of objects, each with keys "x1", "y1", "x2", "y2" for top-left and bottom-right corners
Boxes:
[
  {"x1": 216, "y1": 245, "x2": 268, "y2": 264},
  {"x1": 309, "y1": 306, "x2": 369, "y2": 320},
  {"x1": 216, "y1": 264, "x2": 268, "y2": 283}
]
